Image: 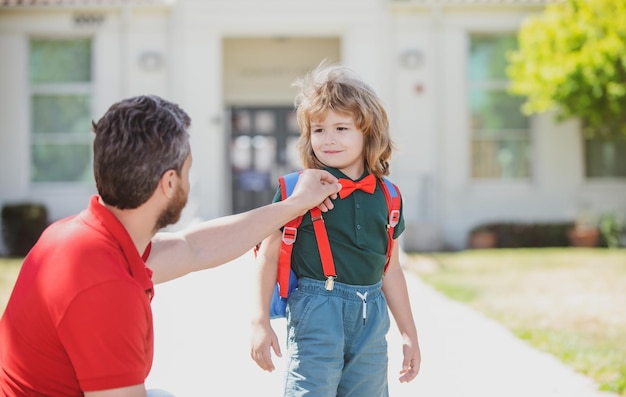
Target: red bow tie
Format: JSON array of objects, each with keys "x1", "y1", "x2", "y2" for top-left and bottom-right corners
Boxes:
[{"x1": 338, "y1": 174, "x2": 377, "y2": 199}]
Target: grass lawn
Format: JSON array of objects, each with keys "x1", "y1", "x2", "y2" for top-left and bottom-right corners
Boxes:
[
  {"x1": 406, "y1": 248, "x2": 626, "y2": 396},
  {"x1": 0, "y1": 257, "x2": 22, "y2": 313}
]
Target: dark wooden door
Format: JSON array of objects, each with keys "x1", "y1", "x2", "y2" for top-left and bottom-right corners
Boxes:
[{"x1": 228, "y1": 106, "x2": 302, "y2": 213}]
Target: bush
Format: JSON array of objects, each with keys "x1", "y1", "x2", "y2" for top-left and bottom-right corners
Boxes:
[
  {"x1": 469, "y1": 222, "x2": 574, "y2": 248},
  {"x1": 1, "y1": 203, "x2": 49, "y2": 257},
  {"x1": 598, "y1": 213, "x2": 624, "y2": 248}
]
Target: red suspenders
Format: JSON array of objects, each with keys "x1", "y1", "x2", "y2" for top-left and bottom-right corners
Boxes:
[{"x1": 258, "y1": 172, "x2": 401, "y2": 318}]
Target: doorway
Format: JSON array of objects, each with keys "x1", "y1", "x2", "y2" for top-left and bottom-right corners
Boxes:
[
  {"x1": 229, "y1": 106, "x2": 301, "y2": 213},
  {"x1": 223, "y1": 36, "x2": 341, "y2": 213}
]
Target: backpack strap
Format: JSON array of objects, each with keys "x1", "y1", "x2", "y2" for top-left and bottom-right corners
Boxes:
[
  {"x1": 276, "y1": 173, "x2": 337, "y2": 296},
  {"x1": 380, "y1": 177, "x2": 401, "y2": 272},
  {"x1": 276, "y1": 172, "x2": 302, "y2": 298}
]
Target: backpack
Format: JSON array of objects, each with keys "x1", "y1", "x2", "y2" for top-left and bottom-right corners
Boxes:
[{"x1": 260, "y1": 171, "x2": 401, "y2": 319}]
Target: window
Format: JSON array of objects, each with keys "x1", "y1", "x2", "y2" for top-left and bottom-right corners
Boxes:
[
  {"x1": 585, "y1": 137, "x2": 626, "y2": 178},
  {"x1": 468, "y1": 35, "x2": 531, "y2": 179},
  {"x1": 29, "y1": 38, "x2": 93, "y2": 183}
]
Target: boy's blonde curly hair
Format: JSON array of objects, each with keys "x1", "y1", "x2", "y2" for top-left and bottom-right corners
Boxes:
[{"x1": 293, "y1": 61, "x2": 394, "y2": 178}]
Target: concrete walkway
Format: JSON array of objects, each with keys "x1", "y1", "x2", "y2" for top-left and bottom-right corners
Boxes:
[{"x1": 146, "y1": 253, "x2": 618, "y2": 397}]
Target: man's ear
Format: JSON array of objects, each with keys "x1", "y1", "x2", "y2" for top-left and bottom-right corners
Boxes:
[{"x1": 158, "y1": 169, "x2": 178, "y2": 198}]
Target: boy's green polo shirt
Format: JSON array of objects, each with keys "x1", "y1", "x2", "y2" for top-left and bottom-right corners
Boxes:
[{"x1": 274, "y1": 167, "x2": 405, "y2": 286}]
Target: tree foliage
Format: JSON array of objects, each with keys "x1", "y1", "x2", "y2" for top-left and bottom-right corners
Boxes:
[{"x1": 507, "y1": 0, "x2": 626, "y2": 138}]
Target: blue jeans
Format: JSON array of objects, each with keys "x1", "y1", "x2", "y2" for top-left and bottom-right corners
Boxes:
[{"x1": 284, "y1": 278, "x2": 390, "y2": 397}]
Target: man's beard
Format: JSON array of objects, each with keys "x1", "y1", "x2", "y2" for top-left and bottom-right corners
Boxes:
[{"x1": 154, "y1": 184, "x2": 188, "y2": 232}]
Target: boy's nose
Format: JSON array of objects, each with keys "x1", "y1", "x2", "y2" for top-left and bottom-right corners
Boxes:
[{"x1": 323, "y1": 132, "x2": 336, "y2": 144}]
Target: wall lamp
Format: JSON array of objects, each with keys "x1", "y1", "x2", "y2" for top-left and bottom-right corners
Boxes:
[{"x1": 399, "y1": 49, "x2": 424, "y2": 70}]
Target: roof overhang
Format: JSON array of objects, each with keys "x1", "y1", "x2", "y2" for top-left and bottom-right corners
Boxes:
[
  {"x1": 389, "y1": 0, "x2": 563, "y2": 12},
  {"x1": 0, "y1": 0, "x2": 175, "y2": 9}
]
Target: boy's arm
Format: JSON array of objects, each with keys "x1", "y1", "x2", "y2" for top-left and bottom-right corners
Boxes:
[
  {"x1": 250, "y1": 230, "x2": 283, "y2": 372},
  {"x1": 147, "y1": 169, "x2": 339, "y2": 284},
  {"x1": 382, "y1": 242, "x2": 421, "y2": 383}
]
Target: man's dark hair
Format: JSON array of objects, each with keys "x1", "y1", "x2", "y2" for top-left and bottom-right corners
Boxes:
[{"x1": 92, "y1": 95, "x2": 191, "y2": 209}]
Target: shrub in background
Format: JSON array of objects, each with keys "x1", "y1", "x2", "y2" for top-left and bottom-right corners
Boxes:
[
  {"x1": 1, "y1": 203, "x2": 49, "y2": 257},
  {"x1": 598, "y1": 213, "x2": 624, "y2": 248},
  {"x1": 469, "y1": 222, "x2": 574, "y2": 248}
]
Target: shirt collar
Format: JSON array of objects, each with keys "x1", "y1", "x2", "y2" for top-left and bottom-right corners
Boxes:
[
  {"x1": 83, "y1": 195, "x2": 154, "y2": 299},
  {"x1": 323, "y1": 167, "x2": 370, "y2": 182}
]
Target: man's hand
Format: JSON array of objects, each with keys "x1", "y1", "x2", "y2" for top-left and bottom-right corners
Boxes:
[{"x1": 289, "y1": 169, "x2": 341, "y2": 213}]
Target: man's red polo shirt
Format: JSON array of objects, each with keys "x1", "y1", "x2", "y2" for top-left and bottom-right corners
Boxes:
[{"x1": 0, "y1": 195, "x2": 155, "y2": 396}]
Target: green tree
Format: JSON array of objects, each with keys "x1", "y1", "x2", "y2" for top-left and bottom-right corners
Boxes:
[{"x1": 507, "y1": 0, "x2": 626, "y2": 138}]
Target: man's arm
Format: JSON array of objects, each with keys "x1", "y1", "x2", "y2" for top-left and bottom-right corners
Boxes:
[{"x1": 148, "y1": 169, "x2": 340, "y2": 284}]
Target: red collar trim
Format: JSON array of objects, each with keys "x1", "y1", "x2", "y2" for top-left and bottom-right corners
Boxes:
[{"x1": 84, "y1": 195, "x2": 155, "y2": 298}]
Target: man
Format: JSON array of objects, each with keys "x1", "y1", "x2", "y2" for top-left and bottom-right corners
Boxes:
[{"x1": 0, "y1": 95, "x2": 341, "y2": 396}]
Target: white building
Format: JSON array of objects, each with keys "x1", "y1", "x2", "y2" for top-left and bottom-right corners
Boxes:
[{"x1": 1, "y1": 0, "x2": 624, "y2": 253}]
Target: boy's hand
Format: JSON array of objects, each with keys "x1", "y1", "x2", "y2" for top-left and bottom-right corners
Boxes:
[
  {"x1": 399, "y1": 339, "x2": 421, "y2": 383},
  {"x1": 250, "y1": 322, "x2": 282, "y2": 372}
]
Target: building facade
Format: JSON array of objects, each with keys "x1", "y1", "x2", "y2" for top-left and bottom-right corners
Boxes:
[{"x1": 1, "y1": 0, "x2": 624, "y2": 253}]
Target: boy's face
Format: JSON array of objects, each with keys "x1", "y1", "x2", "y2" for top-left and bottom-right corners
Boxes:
[{"x1": 310, "y1": 110, "x2": 365, "y2": 180}]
